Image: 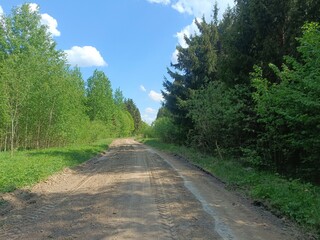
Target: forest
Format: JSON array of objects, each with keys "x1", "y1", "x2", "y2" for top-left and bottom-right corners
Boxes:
[
  {"x1": 1, "y1": 1, "x2": 319, "y2": 184},
  {"x1": 0, "y1": 1, "x2": 319, "y2": 234},
  {"x1": 152, "y1": 0, "x2": 320, "y2": 183},
  {"x1": 0, "y1": 4, "x2": 142, "y2": 154}
]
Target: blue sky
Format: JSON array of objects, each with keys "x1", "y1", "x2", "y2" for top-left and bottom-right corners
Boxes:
[{"x1": 0, "y1": 0, "x2": 234, "y2": 124}]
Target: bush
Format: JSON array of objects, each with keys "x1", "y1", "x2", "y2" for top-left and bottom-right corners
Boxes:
[
  {"x1": 187, "y1": 81, "x2": 248, "y2": 152},
  {"x1": 152, "y1": 117, "x2": 181, "y2": 143},
  {"x1": 251, "y1": 23, "x2": 320, "y2": 180}
]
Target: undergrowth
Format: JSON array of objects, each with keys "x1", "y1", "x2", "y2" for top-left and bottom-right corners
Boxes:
[
  {"x1": 0, "y1": 139, "x2": 113, "y2": 193},
  {"x1": 140, "y1": 138, "x2": 320, "y2": 237}
]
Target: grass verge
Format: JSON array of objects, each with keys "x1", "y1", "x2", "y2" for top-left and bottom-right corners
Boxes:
[
  {"x1": 140, "y1": 138, "x2": 320, "y2": 236},
  {"x1": 0, "y1": 139, "x2": 113, "y2": 193}
]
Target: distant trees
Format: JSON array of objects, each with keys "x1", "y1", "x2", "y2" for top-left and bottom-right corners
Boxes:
[
  {"x1": 0, "y1": 4, "x2": 140, "y2": 153},
  {"x1": 86, "y1": 70, "x2": 114, "y2": 123},
  {"x1": 125, "y1": 99, "x2": 142, "y2": 134},
  {"x1": 157, "y1": 1, "x2": 320, "y2": 182}
]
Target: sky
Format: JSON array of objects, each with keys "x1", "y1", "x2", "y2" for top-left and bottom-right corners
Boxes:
[{"x1": 0, "y1": 0, "x2": 234, "y2": 124}]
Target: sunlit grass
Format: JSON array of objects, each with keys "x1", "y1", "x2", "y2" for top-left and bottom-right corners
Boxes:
[{"x1": 0, "y1": 139, "x2": 113, "y2": 193}]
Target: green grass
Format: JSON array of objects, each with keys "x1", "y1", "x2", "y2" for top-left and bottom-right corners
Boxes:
[
  {"x1": 0, "y1": 139, "x2": 113, "y2": 193},
  {"x1": 140, "y1": 138, "x2": 320, "y2": 236}
]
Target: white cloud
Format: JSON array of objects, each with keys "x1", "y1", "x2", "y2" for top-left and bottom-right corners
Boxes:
[
  {"x1": 0, "y1": 6, "x2": 4, "y2": 16},
  {"x1": 28, "y1": 3, "x2": 38, "y2": 12},
  {"x1": 175, "y1": 17, "x2": 201, "y2": 48},
  {"x1": 146, "y1": 0, "x2": 235, "y2": 64},
  {"x1": 171, "y1": 0, "x2": 235, "y2": 20},
  {"x1": 147, "y1": 0, "x2": 171, "y2": 5},
  {"x1": 140, "y1": 85, "x2": 147, "y2": 92},
  {"x1": 147, "y1": 0, "x2": 235, "y2": 20},
  {"x1": 28, "y1": 3, "x2": 60, "y2": 37},
  {"x1": 65, "y1": 46, "x2": 107, "y2": 67},
  {"x1": 171, "y1": 1, "x2": 186, "y2": 13},
  {"x1": 171, "y1": 0, "x2": 212, "y2": 19},
  {"x1": 41, "y1": 13, "x2": 60, "y2": 37},
  {"x1": 149, "y1": 90, "x2": 164, "y2": 102},
  {"x1": 146, "y1": 0, "x2": 211, "y2": 18},
  {"x1": 171, "y1": 17, "x2": 202, "y2": 64},
  {"x1": 171, "y1": 49, "x2": 179, "y2": 64},
  {"x1": 142, "y1": 107, "x2": 158, "y2": 124}
]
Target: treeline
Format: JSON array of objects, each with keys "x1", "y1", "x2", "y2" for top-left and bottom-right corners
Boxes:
[
  {"x1": 0, "y1": 4, "x2": 142, "y2": 153},
  {"x1": 154, "y1": 0, "x2": 320, "y2": 183}
]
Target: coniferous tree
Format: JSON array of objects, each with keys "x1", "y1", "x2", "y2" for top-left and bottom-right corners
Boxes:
[
  {"x1": 125, "y1": 99, "x2": 142, "y2": 134},
  {"x1": 163, "y1": 18, "x2": 220, "y2": 142},
  {"x1": 158, "y1": 0, "x2": 320, "y2": 182}
]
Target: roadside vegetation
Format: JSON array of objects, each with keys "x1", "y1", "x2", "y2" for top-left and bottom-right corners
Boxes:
[
  {"x1": 0, "y1": 139, "x2": 112, "y2": 193},
  {"x1": 142, "y1": 0, "x2": 320, "y2": 236},
  {"x1": 0, "y1": 4, "x2": 143, "y2": 155},
  {"x1": 140, "y1": 138, "x2": 320, "y2": 236},
  {"x1": 0, "y1": 4, "x2": 145, "y2": 195},
  {"x1": 157, "y1": 2, "x2": 320, "y2": 183}
]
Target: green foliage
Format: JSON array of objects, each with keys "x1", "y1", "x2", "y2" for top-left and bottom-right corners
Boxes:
[
  {"x1": 220, "y1": 0, "x2": 320, "y2": 84},
  {"x1": 251, "y1": 22, "x2": 320, "y2": 180},
  {"x1": 251, "y1": 179, "x2": 320, "y2": 228},
  {"x1": 151, "y1": 0, "x2": 320, "y2": 234},
  {"x1": 0, "y1": 4, "x2": 140, "y2": 151},
  {"x1": 86, "y1": 70, "x2": 114, "y2": 124},
  {"x1": 158, "y1": 0, "x2": 320, "y2": 184},
  {"x1": 85, "y1": 70, "x2": 136, "y2": 138},
  {"x1": 156, "y1": 106, "x2": 171, "y2": 119},
  {"x1": 82, "y1": 120, "x2": 110, "y2": 143},
  {"x1": 125, "y1": 98, "x2": 142, "y2": 134},
  {"x1": 116, "y1": 109, "x2": 135, "y2": 137},
  {"x1": 188, "y1": 81, "x2": 247, "y2": 152},
  {"x1": 152, "y1": 117, "x2": 181, "y2": 143},
  {"x1": 163, "y1": 18, "x2": 220, "y2": 140},
  {"x1": 139, "y1": 122, "x2": 155, "y2": 138},
  {"x1": 0, "y1": 139, "x2": 112, "y2": 193},
  {"x1": 0, "y1": 4, "x2": 89, "y2": 151},
  {"x1": 113, "y1": 88, "x2": 126, "y2": 110}
]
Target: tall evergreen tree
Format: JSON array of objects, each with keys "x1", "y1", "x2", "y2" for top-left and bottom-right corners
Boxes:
[{"x1": 163, "y1": 18, "x2": 220, "y2": 142}]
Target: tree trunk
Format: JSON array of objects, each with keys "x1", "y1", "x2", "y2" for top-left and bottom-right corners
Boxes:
[
  {"x1": 4, "y1": 131, "x2": 8, "y2": 152},
  {"x1": 46, "y1": 101, "x2": 55, "y2": 148},
  {"x1": 215, "y1": 140, "x2": 223, "y2": 161},
  {"x1": 24, "y1": 120, "x2": 28, "y2": 150},
  {"x1": 11, "y1": 118, "x2": 15, "y2": 156},
  {"x1": 37, "y1": 124, "x2": 41, "y2": 149}
]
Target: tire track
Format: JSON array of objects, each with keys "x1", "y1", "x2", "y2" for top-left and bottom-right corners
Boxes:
[
  {"x1": 1, "y1": 139, "x2": 246, "y2": 239},
  {"x1": 0, "y1": 156, "x2": 104, "y2": 240},
  {"x1": 144, "y1": 152, "x2": 178, "y2": 240},
  {"x1": 141, "y1": 145, "x2": 223, "y2": 240}
]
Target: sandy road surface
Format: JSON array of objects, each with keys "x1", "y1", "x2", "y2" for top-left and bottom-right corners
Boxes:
[{"x1": 0, "y1": 139, "x2": 306, "y2": 239}]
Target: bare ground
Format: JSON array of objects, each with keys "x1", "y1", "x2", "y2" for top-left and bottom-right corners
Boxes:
[{"x1": 0, "y1": 138, "x2": 309, "y2": 239}]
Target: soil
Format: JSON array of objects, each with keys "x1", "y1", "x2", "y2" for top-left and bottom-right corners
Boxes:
[{"x1": 0, "y1": 139, "x2": 311, "y2": 239}]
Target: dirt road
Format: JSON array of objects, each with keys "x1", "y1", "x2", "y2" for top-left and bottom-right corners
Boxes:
[{"x1": 0, "y1": 139, "x2": 306, "y2": 239}]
